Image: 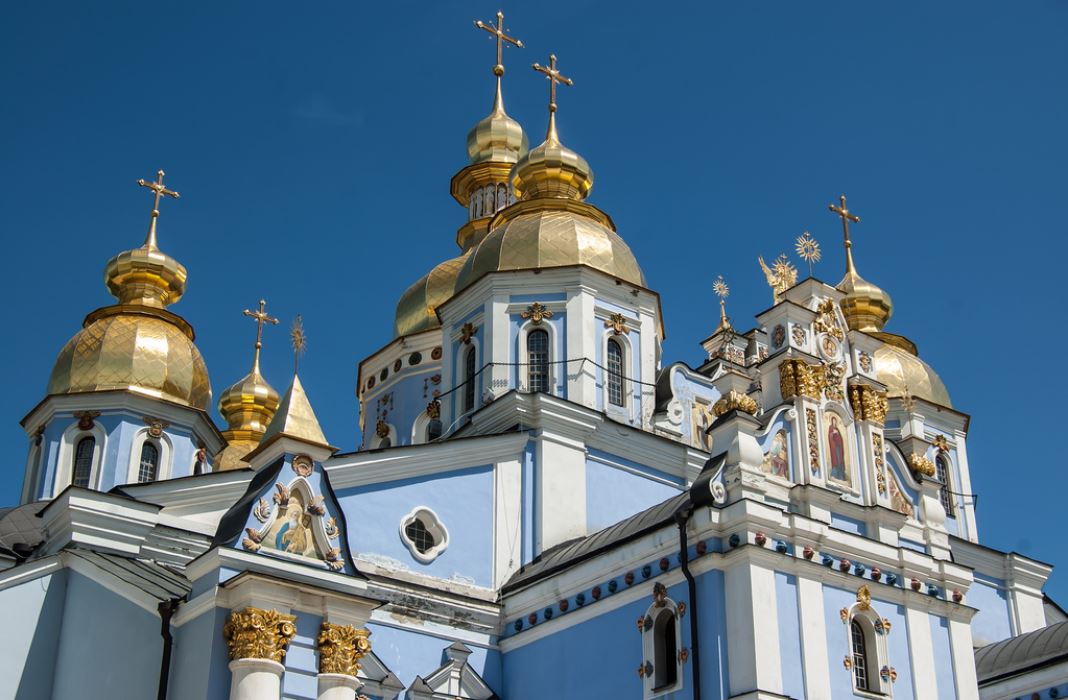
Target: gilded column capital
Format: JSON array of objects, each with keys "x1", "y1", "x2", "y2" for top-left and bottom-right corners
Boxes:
[
  {"x1": 712, "y1": 390, "x2": 758, "y2": 417},
  {"x1": 318, "y1": 622, "x2": 372, "y2": 676},
  {"x1": 223, "y1": 607, "x2": 297, "y2": 663},
  {"x1": 847, "y1": 382, "x2": 889, "y2": 425},
  {"x1": 779, "y1": 359, "x2": 822, "y2": 401}
]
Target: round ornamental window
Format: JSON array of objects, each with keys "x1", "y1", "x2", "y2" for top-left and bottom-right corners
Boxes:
[
  {"x1": 399, "y1": 507, "x2": 449, "y2": 564},
  {"x1": 379, "y1": 368, "x2": 388, "y2": 381},
  {"x1": 367, "y1": 376, "x2": 376, "y2": 389},
  {"x1": 409, "y1": 351, "x2": 423, "y2": 366},
  {"x1": 431, "y1": 346, "x2": 443, "y2": 361},
  {"x1": 393, "y1": 359, "x2": 402, "y2": 372}
]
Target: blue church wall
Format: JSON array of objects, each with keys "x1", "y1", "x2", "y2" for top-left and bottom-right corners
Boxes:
[
  {"x1": 775, "y1": 572, "x2": 805, "y2": 700},
  {"x1": 502, "y1": 579, "x2": 697, "y2": 700},
  {"x1": 822, "y1": 583, "x2": 914, "y2": 700},
  {"x1": 968, "y1": 574, "x2": 1013, "y2": 645},
  {"x1": 929, "y1": 615, "x2": 957, "y2": 699},
  {"x1": 370, "y1": 370, "x2": 441, "y2": 447},
  {"x1": 0, "y1": 569, "x2": 67, "y2": 699},
  {"x1": 585, "y1": 450, "x2": 682, "y2": 533},
  {"x1": 366, "y1": 622, "x2": 498, "y2": 692},
  {"x1": 169, "y1": 607, "x2": 231, "y2": 700},
  {"x1": 51, "y1": 571, "x2": 161, "y2": 700},
  {"x1": 695, "y1": 569, "x2": 730, "y2": 699},
  {"x1": 283, "y1": 611, "x2": 323, "y2": 700},
  {"x1": 830, "y1": 513, "x2": 867, "y2": 537},
  {"x1": 337, "y1": 465, "x2": 495, "y2": 586}
]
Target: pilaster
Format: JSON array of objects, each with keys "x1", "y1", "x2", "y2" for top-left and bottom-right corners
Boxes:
[
  {"x1": 904, "y1": 606, "x2": 937, "y2": 700},
  {"x1": 724, "y1": 560, "x2": 783, "y2": 696}
]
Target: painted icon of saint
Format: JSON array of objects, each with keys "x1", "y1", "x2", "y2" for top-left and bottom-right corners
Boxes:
[
  {"x1": 828, "y1": 415, "x2": 848, "y2": 482},
  {"x1": 762, "y1": 429, "x2": 789, "y2": 479}
]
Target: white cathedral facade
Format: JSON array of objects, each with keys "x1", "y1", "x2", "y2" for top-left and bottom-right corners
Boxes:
[{"x1": 2, "y1": 14, "x2": 1065, "y2": 700}]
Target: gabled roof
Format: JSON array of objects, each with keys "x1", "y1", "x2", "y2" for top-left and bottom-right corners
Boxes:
[{"x1": 975, "y1": 620, "x2": 1068, "y2": 684}]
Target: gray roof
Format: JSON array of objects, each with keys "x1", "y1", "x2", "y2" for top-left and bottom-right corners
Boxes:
[
  {"x1": 66, "y1": 550, "x2": 191, "y2": 602},
  {"x1": 503, "y1": 492, "x2": 690, "y2": 592},
  {"x1": 975, "y1": 620, "x2": 1068, "y2": 684}
]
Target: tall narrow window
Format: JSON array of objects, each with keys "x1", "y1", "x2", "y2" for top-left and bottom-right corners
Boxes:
[
  {"x1": 72, "y1": 436, "x2": 95, "y2": 488},
  {"x1": 607, "y1": 338, "x2": 625, "y2": 407},
  {"x1": 496, "y1": 183, "x2": 508, "y2": 212},
  {"x1": 936, "y1": 454, "x2": 955, "y2": 516},
  {"x1": 850, "y1": 619, "x2": 870, "y2": 691},
  {"x1": 527, "y1": 330, "x2": 549, "y2": 393},
  {"x1": 463, "y1": 346, "x2": 477, "y2": 412},
  {"x1": 653, "y1": 610, "x2": 679, "y2": 690},
  {"x1": 138, "y1": 441, "x2": 159, "y2": 483}
]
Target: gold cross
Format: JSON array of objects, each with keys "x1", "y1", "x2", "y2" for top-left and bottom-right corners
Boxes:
[
  {"x1": 828, "y1": 194, "x2": 860, "y2": 272},
  {"x1": 137, "y1": 169, "x2": 180, "y2": 249},
  {"x1": 533, "y1": 54, "x2": 573, "y2": 116},
  {"x1": 243, "y1": 299, "x2": 279, "y2": 371},
  {"x1": 474, "y1": 11, "x2": 523, "y2": 77}
]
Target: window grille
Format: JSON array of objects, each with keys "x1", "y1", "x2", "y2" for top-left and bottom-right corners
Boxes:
[
  {"x1": 527, "y1": 330, "x2": 549, "y2": 393},
  {"x1": 72, "y1": 436, "x2": 95, "y2": 488},
  {"x1": 138, "y1": 441, "x2": 159, "y2": 483},
  {"x1": 607, "y1": 338, "x2": 625, "y2": 407}
]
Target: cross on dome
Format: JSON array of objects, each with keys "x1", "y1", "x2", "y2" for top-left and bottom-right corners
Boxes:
[
  {"x1": 532, "y1": 54, "x2": 574, "y2": 142},
  {"x1": 243, "y1": 299, "x2": 279, "y2": 372},
  {"x1": 828, "y1": 194, "x2": 861, "y2": 274},
  {"x1": 137, "y1": 169, "x2": 180, "y2": 250},
  {"x1": 474, "y1": 11, "x2": 523, "y2": 78}
]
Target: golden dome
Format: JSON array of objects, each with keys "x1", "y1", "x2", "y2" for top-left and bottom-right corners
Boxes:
[
  {"x1": 218, "y1": 366, "x2": 279, "y2": 436},
  {"x1": 467, "y1": 85, "x2": 528, "y2": 165},
  {"x1": 511, "y1": 118, "x2": 593, "y2": 201},
  {"x1": 874, "y1": 341, "x2": 952, "y2": 408},
  {"x1": 838, "y1": 267, "x2": 893, "y2": 332},
  {"x1": 47, "y1": 173, "x2": 211, "y2": 410},
  {"x1": 48, "y1": 306, "x2": 212, "y2": 410},
  {"x1": 455, "y1": 200, "x2": 646, "y2": 290},
  {"x1": 394, "y1": 253, "x2": 470, "y2": 337}
]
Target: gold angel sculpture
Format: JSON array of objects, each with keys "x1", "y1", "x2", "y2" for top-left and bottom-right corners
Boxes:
[{"x1": 758, "y1": 254, "x2": 798, "y2": 304}]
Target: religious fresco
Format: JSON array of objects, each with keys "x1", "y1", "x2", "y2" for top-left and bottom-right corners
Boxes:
[
  {"x1": 887, "y1": 469, "x2": 914, "y2": 518},
  {"x1": 262, "y1": 488, "x2": 320, "y2": 558},
  {"x1": 690, "y1": 401, "x2": 714, "y2": 451},
  {"x1": 825, "y1": 412, "x2": 851, "y2": 486},
  {"x1": 761, "y1": 429, "x2": 790, "y2": 480}
]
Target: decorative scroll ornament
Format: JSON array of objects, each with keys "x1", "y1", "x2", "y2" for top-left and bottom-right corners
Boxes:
[
  {"x1": 772, "y1": 324, "x2": 786, "y2": 348},
  {"x1": 324, "y1": 547, "x2": 345, "y2": 571},
  {"x1": 253, "y1": 497, "x2": 272, "y2": 523},
  {"x1": 242, "y1": 527, "x2": 263, "y2": 552},
  {"x1": 74, "y1": 410, "x2": 102, "y2": 430},
  {"x1": 142, "y1": 416, "x2": 170, "y2": 438},
  {"x1": 843, "y1": 655, "x2": 853, "y2": 670},
  {"x1": 678, "y1": 648, "x2": 690, "y2": 664},
  {"x1": 637, "y1": 661, "x2": 653, "y2": 678},
  {"x1": 840, "y1": 607, "x2": 849, "y2": 623},
  {"x1": 848, "y1": 383, "x2": 889, "y2": 425},
  {"x1": 223, "y1": 607, "x2": 297, "y2": 663},
  {"x1": 324, "y1": 517, "x2": 340, "y2": 540},
  {"x1": 293, "y1": 454, "x2": 313, "y2": 477},
  {"x1": 814, "y1": 298, "x2": 844, "y2": 341},
  {"x1": 317, "y1": 622, "x2": 372, "y2": 676},
  {"x1": 273, "y1": 482, "x2": 290, "y2": 506},
  {"x1": 933, "y1": 434, "x2": 950, "y2": 453},
  {"x1": 652, "y1": 582, "x2": 668, "y2": 608},
  {"x1": 822, "y1": 362, "x2": 845, "y2": 402},
  {"x1": 604, "y1": 312, "x2": 629, "y2": 335},
  {"x1": 873, "y1": 433, "x2": 887, "y2": 495},
  {"x1": 780, "y1": 359, "x2": 823, "y2": 401},
  {"x1": 712, "y1": 390, "x2": 758, "y2": 417},
  {"x1": 521, "y1": 302, "x2": 554, "y2": 325},
  {"x1": 375, "y1": 420, "x2": 390, "y2": 438},
  {"x1": 856, "y1": 584, "x2": 872, "y2": 611},
  {"x1": 806, "y1": 408, "x2": 820, "y2": 476},
  {"x1": 907, "y1": 453, "x2": 936, "y2": 478},
  {"x1": 426, "y1": 400, "x2": 441, "y2": 419},
  {"x1": 460, "y1": 322, "x2": 477, "y2": 344},
  {"x1": 758, "y1": 254, "x2": 798, "y2": 304},
  {"x1": 858, "y1": 351, "x2": 873, "y2": 373},
  {"x1": 880, "y1": 666, "x2": 898, "y2": 683},
  {"x1": 791, "y1": 325, "x2": 807, "y2": 346}
]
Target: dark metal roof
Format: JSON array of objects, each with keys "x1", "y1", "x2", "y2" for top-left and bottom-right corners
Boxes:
[
  {"x1": 503, "y1": 491, "x2": 691, "y2": 592},
  {"x1": 66, "y1": 550, "x2": 191, "y2": 602},
  {"x1": 975, "y1": 620, "x2": 1068, "y2": 684}
]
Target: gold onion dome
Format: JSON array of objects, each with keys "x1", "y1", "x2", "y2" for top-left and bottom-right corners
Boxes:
[
  {"x1": 874, "y1": 341, "x2": 952, "y2": 408},
  {"x1": 456, "y1": 54, "x2": 643, "y2": 291},
  {"x1": 47, "y1": 171, "x2": 211, "y2": 410},
  {"x1": 838, "y1": 265, "x2": 894, "y2": 334},
  {"x1": 394, "y1": 253, "x2": 470, "y2": 337},
  {"x1": 467, "y1": 85, "x2": 528, "y2": 165}
]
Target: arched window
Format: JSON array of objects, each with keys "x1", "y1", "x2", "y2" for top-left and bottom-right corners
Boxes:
[
  {"x1": 426, "y1": 419, "x2": 443, "y2": 441},
  {"x1": 527, "y1": 329, "x2": 549, "y2": 393},
  {"x1": 72, "y1": 436, "x2": 95, "y2": 488},
  {"x1": 936, "y1": 453, "x2": 955, "y2": 516},
  {"x1": 138, "y1": 441, "x2": 160, "y2": 483},
  {"x1": 652, "y1": 609, "x2": 678, "y2": 690},
  {"x1": 607, "y1": 338, "x2": 625, "y2": 407},
  {"x1": 463, "y1": 346, "x2": 477, "y2": 412},
  {"x1": 850, "y1": 619, "x2": 870, "y2": 691},
  {"x1": 496, "y1": 183, "x2": 508, "y2": 212}
]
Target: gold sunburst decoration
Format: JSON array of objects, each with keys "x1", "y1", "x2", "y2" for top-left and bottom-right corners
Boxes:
[
  {"x1": 291, "y1": 314, "x2": 307, "y2": 373},
  {"x1": 713, "y1": 275, "x2": 732, "y2": 334},
  {"x1": 713, "y1": 276, "x2": 729, "y2": 300},
  {"x1": 795, "y1": 231, "x2": 821, "y2": 276}
]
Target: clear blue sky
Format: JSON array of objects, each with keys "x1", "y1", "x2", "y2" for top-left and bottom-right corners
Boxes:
[{"x1": 2, "y1": 3, "x2": 1066, "y2": 599}]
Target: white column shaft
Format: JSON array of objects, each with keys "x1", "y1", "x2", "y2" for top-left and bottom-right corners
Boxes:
[
  {"x1": 317, "y1": 672, "x2": 360, "y2": 700},
  {"x1": 228, "y1": 658, "x2": 284, "y2": 700}
]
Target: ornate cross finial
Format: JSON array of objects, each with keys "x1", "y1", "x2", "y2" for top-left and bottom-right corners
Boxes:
[
  {"x1": 290, "y1": 314, "x2": 307, "y2": 375},
  {"x1": 243, "y1": 299, "x2": 279, "y2": 372},
  {"x1": 532, "y1": 54, "x2": 573, "y2": 142},
  {"x1": 475, "y1": 11, "x2": 523, "y2": 78},
  {"x1": 713, "y1": 275, "x2": 732, "y2": 333},
  {"x1": 828, "y1": 194, "x2": 861, "y2": 274},
  {"x1": 474, "y1": 11, "x2": 523, "y2": 115},
  {"x1": 137, "y1": 169, "x2": 180, "y2": 250}
]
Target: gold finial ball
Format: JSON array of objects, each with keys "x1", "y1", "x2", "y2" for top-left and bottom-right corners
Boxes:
[{"x1": 493, "y1": 64, "x2": 504, "y2": 77}]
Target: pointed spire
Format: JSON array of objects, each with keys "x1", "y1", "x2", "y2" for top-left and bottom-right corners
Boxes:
[{"x1": 260, "y1": 374, "x2": 330, "y2": 449}]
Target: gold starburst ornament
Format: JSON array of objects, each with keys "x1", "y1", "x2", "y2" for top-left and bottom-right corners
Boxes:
[
  {"x1": 795, "y1": 231, "x2": 821, "y2": 276},
  {"x1": 291, "y1": 314, "x2": 307, "y2": 373}
]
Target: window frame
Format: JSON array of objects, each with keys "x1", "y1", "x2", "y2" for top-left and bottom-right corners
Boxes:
[
  {"x1": 55, "y1": 419, "x2": 108, "y2": 496},
  {"x1": 843, "y1": 596, "x2": 892, "y2": 698},
  {"x1": 126, "y1": 427, "x2": 172, "y2": 485},
  {"x1": 606, "y1": 337, "x2": 626, "y2": 408},
  {"x1": 525, "y1": 328, "x2": 551, "y2": 394},
  {"x1": 398, "y1": 506, "x2": 449, "y2": 564},
  {"x1": 463, "y1": 344, "x2": 478, "y2": 413},
  {"x1": 640, "y1": 591, "x2": 685, "y2": 698},
  {"x1": 935, "y1": 452, "x2": 955, "y2": 518}
]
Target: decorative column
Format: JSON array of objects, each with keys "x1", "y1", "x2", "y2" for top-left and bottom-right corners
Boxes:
[
  {"x1": 223, "y1": 607, "x2": 297, "y2": 700},
  {"x1": 316, "y1": 622, "x2": 372, "y2": 700}
]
